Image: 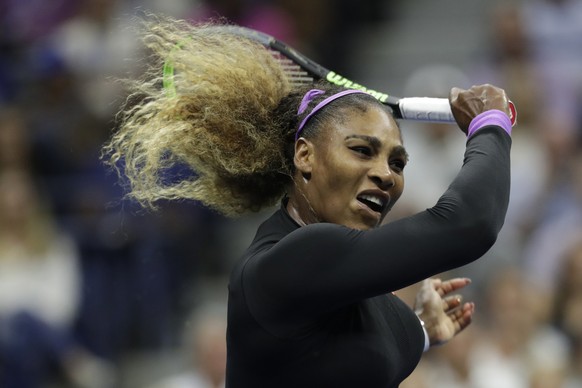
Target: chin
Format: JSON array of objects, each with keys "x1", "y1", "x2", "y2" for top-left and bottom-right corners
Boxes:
[
  {"x1": 337, "y1": 212, "x2": 384, "y2": 230},
  {"x1": 352, "y1": 219, "x2": 381, "y2": 231}
]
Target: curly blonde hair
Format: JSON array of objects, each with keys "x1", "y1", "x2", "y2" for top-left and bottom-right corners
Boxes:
[{"x1": 103, "y1": 16, "x2": 385, "y2": 216}]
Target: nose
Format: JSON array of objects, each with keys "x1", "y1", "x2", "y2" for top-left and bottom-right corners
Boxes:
[{"x1": 369, "y1": 162, "x2": 395, "y2": 190}]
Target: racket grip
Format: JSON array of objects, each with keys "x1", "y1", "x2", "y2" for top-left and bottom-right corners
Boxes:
[
  {"x1": 398, "y1": 98, "x2": 455, "y2": 123},
  {"x1": 398, "y1": 98, "x2": 517, "y2": 126}
]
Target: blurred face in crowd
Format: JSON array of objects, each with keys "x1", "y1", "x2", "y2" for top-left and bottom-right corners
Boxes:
[
  {"x1": 192, "y1": 314, "x2": 227, "y2": 385},
  {"x1": 293, "y1": 104, "x2": 406, "y2": 230},
  {"x1": 0, "y1": 170, "x2": 36, "y2": 228},
  {"x1": 0, "y1": 108, "x2": 30, "y2": 169}
]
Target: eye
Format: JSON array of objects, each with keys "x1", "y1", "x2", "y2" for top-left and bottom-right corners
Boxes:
[
  {"x1": 390, "y1": 158, "x2": 406, "y2": 173},
  {"x1": 351, "y1": 146, "x2": 372, "y2": 157}
]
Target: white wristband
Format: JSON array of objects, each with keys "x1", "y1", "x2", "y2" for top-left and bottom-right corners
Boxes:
[{"x1": 418, "y1": 317, "x2": 430, "y2": 352}]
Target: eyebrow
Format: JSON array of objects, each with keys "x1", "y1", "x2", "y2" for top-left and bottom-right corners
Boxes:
[{"x1": 345, "y1": 134, "x2": 409, "y2": 159}]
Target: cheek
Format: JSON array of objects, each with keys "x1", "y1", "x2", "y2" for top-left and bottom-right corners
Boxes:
[
  {"x1": 314, "y1": 151, "x2": 351, "y2": 186},
  {"x1": 388, "y1": 175, "x2": 405, "y2": 206},
  {"x1": 319, "y1": 162, "x2": 363, "y2": 195},
  {"x1": 396, "y1": 175, "x2": 405, "y2": 197},
  {"x1": 311, "y1": 158, "x2": 363, "y2": 208},
  {"x1": 314, "y1": 175, "x2": 354, "y2": 213}
]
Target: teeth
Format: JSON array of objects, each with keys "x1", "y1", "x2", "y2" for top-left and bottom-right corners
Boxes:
[{"x1": 360, "y1": 195, "x2": 385, "y2": 207}]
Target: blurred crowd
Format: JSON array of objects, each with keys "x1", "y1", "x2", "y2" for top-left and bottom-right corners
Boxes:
[
  {"x1": 0, "y1": 0, "x2": 581, "y2": 387},
  {"x1": 396, "y1": 1, "x2": 582, "y2": 387}
]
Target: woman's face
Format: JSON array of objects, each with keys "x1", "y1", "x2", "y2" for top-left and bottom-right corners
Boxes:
[{"x1": 296, "y1": 105, "x2": 406, "y2": 230}]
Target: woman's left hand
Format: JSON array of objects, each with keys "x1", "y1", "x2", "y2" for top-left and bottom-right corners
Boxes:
[{"x1": 413, "y1": 277, "x2": 475, "y2": 347}]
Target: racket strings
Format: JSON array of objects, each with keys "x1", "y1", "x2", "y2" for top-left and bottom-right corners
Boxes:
[{"x1": 269, "y1": 53, "x2": 314, "y2": 86}]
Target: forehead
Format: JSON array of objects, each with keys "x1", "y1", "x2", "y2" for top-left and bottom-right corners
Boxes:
[{"x1": 327, "y1": 105, "x2": 402, "y2": 145}]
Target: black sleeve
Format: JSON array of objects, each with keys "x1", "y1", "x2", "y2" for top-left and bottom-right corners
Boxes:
[{"x1": 245, "y1": 126, "x2": 511, "y2": 326}]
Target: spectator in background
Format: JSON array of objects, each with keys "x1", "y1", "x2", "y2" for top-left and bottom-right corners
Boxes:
[
  {"x1": 470, "y1": 4, "x2": 540, "y2": 128},
  {"x1": 0, "y1": 169, "x2": 115, "y2": 388},
  {"x1": 516, "y1": 0, "x2": 582, "y2": 265},
  {"x1": 147, "y1": 303, "x2": 227, "y2": 388},
  {"x1": 7, "y1": 2, "x2": 226, "y2": 364},
  {"x1": 520, "y1": 150, "x2": 582, "y2": 293},
  {"x1": 401, "y1": 329, "x2": 478, "y2": 388},
  {"x1": 468, "y1": 3, "x2": 547, "y2": 242},
  {"x1": 276, "y1": 0, "x2": 393, "y2": 76},
  {"x1": 46, "y1": 0, "x2": 140, "y2": 119},
  {"x1": 467, "y1": 268, "x2": 568, "y2": 388},
  {"x1": 404, "y1": 268, "x2": 569, "y2": 388},
  {"x1": 0, "y1": 106, "x2": 32, "y2": 171},
  {"x1": 1, "y1": 0, "x2": 76, "y2": 44},
  {"x1": 521, "y1": 0, "x2": 582, "y2": 129},
  {"x1": 190, "y1": 0, "x2": 297, "y2": 46},
  {"x1": 0, "y1": 0, "x2": 75, "y2": 102},
  {"x1": 458, "y1": 3, "x2": 549, "y2": 294},
  {"x1": 553, "y1": 239, "x2": 582, "y2": 387}
]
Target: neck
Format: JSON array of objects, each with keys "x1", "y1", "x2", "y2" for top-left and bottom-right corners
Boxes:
[
  {"x1": 286, "y1": 196, "x2": 308, "y2": 226},
  {"x1": 286, "y1": 180, "x2": 319, "y2": 226}
]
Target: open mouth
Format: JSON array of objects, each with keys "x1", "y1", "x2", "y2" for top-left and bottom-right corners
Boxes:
[{"x1": 357, "y1": 194, "x2": 387, "y2": 214}]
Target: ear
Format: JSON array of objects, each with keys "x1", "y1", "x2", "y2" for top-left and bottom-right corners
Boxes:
[{"x1": 293, "y1": 138, "x2": 315, "y2": 178}]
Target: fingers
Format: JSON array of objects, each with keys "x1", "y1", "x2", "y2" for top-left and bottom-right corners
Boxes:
[
  {"x1": 432, "y1": 277, "x2": 473, "y2": 315},
  {"x1": 424, "y1": 301, "x2": 476, "y2": 347},
  {"x1": 442, "y1": 294, "x2": 462, "y2": 312},
  {"x1": 416, "y1": 277, "x2": 473, "y2": 318},
  {"x1": 434, "y1": 277, "x2": 471, "y2": 297},
  {"x1": 454, "y1": 84, "x2": 509, "y2": 113},
  {"x1": 449, "y1": 84, "x2": 511, "y2": 132},
  {"x1": 449, "y1": 87, "x2": 461, "y2": 110},
  {"x1": 451, "y1": 302, "x2": 476, "y2": 334}
]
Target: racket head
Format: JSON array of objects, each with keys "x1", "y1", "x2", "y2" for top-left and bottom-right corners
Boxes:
[
  {"x1": 162, "y1": 25, "x2": 402, "y2": 109},
  {"x1": 161, "y1": 25, "x2": 320, "y2": 98},
  {"x1": 215, "y1": 27, "x2": 405, "y2": 110}
]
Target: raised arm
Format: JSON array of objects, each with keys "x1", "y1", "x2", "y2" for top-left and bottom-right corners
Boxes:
[{"x1": 245, "y1": 85, "x2": 512, "y2": 325}]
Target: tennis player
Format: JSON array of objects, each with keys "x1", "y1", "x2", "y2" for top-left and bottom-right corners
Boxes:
[{"x1": 104, "y1": 19, "x2": 512, "y2": 387}]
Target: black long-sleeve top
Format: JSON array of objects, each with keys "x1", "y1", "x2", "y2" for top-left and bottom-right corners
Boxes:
[{"x1": 226, "y1": 126, "x2": 511, "y2": 387}]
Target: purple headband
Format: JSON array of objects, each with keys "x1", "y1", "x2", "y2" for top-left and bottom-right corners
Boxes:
[{"x1": 296, "y1": 89, "x2": 371, "y2": 140}]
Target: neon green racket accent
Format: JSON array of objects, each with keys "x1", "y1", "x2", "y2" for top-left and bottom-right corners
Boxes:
[
  {"x1": 162, "y1": 41, "x2": 188, "y2": 98},
  {"x1": 163, "y1": 59, "x2": 176, "y2": 97}
]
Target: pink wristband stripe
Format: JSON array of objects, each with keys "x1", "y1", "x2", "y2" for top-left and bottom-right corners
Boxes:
[{"x1": 467, "y1": 110, "x2": 512, "y2": 138}]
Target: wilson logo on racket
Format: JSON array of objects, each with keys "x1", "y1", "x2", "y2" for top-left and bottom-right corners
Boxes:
[{"x1": 325, "y1": 72, "x2": 389, "y2": 103}]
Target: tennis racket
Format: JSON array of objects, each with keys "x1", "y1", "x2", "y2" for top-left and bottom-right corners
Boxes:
[{"x1": 163, "y1": 26, "x2": 516, "y2": 125}]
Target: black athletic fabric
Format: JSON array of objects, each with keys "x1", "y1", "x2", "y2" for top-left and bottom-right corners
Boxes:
[{"x1": 226, "y1": 126, "x2": 511, "y2": 388}]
